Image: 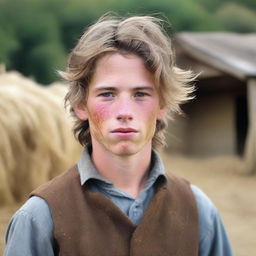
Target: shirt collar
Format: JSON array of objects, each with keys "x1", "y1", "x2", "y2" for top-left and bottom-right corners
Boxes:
[{"x1": 77, "y1": 147, "x2": 166, "y2": 186}]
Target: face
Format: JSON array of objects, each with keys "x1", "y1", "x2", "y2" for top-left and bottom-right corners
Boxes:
[{"x1": 75, "y1": 53, "x2": 165, "y2": 156}]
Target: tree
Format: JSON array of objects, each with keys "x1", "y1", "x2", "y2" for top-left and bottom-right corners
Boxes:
[
  {"x1": 215, "y1": 2, "x2": 256, "y2": 33},
  {"x1": 1, "y1": 0, "x2": 256, "y2": 84}
]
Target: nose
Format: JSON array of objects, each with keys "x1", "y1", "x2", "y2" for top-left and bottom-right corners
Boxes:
[{"x1": 116, "y1": 96, "x2": 134, "y2": 122}]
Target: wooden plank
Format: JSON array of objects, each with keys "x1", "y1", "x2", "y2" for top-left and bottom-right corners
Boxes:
[
  {"x1": 176, "y1": 33, "x2": 256, "y2": 80},
  {"x1": 244, "y1": 78, "x2": 256, "y2": 174}
]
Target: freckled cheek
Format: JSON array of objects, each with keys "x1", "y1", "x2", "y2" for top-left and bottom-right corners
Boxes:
[{"x1": 87, "y1": 104, "x2": 111, "y2": 133}]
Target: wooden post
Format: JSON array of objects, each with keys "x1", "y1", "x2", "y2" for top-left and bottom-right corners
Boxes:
[{"x1": 244, "y1": 78, "x2": 256, "y2": 174}]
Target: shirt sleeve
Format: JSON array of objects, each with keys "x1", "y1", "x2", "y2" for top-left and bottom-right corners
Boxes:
[
  {"x1": 4, "y1": 196, "x2": 55, "y2": 256},
  {"x1": 191, "y1": 185, "x2": 234, "y2": 256}
]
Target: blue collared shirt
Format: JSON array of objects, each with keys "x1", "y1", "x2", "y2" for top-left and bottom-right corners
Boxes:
[{"x1": 4, "y1": 149, "x2": 233, "y2": 256}]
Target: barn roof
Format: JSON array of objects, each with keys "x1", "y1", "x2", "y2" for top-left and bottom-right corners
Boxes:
[{"x1": 176, "y1": 32, "x2": 256, "y2": 80}]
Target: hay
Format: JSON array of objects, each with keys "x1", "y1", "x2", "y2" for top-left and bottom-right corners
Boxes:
[{"x1": 0, "y1": 72, "x2": 82, "y2": 205}]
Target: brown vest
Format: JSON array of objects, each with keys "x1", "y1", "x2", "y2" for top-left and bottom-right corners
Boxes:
[{"x1": 31, "y1": 166, "x2": 199, "y2": 256}]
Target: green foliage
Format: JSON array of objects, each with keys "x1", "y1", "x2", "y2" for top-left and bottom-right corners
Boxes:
[
  {"x1": 0, "y1": 0, "x2": 256, "y2": 84},
  {"x1": 26, "y1": 43, "x2": 66, "y2": 84},
  {"x1": 232, "y1": 0, "x2": 256, "y2": 10},
  {"x1": 194, "y1": 0, "x2": 256, "y2": 12},
  {"x1": 0, "y1": 28, "x2": 19, "y2": 66},
  {"x1": 117, "y1": 0, "x2": 219, "y2": 32},
  {"x1": 215, "y1": 2, "x2": 256, "y2": 32}
]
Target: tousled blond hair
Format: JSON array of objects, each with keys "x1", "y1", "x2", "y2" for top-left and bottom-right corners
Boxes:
[{"x1": 60, "y1": 14, "x2": 195, "y2": 149}]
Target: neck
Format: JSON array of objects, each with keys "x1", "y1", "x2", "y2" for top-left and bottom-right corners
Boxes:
[{"x1": 91, "y1": 144, "x2": 152, "y2": 198}]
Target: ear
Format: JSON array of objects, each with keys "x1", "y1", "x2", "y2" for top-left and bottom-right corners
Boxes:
[
  {"x1": 74, "y1": 106, "x2": 88, "y2": 121},
  {"x1": 157, "y1": 107, "x2": 167, "y2": 121}
]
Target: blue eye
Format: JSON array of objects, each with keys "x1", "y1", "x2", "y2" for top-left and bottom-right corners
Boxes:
[
  {"x1": 135, "y1": 92, "x2": 149, "y2": 97},
  {"x1": 99, "y1": 92, "x2": 114, "y2": 97}
]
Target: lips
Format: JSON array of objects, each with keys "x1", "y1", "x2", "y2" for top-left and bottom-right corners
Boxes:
[{"x1": 111, "y1": 128, "x2": 138, "y2": 133}]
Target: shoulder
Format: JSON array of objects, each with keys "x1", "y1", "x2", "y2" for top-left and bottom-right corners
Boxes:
[
  {"x1": 190, "y1": 184, "x2": 219, "y2": 235},
  {"x1": 19, "y1": 196, "x2": 52, "y2": 223},
  {"x1": 6, "y1": 196, "x2": 53, "y2": 240},
  {"x1": 190, "y1": 185, "x2": 233, "y2": 255},
  {"x1": 4, "y1": 196, "x2": 54, "y2": 256},
  {"x1": 190, "y1": 184, "x2": 218, "y2": 222}
]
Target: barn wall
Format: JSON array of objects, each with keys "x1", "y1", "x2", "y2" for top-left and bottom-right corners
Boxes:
[
  {"x1": 166, "y1": 93, "x2": 236, "y2": 156},
  {"x1": 166, "y1": 92, "x2": 236, "y2": 156},
  {"x1": 186, "y1": 93, "x2": 236, "y2": 156}
]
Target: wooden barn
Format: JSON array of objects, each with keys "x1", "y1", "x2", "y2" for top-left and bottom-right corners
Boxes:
[{"x1": 166, "y1": 32, "x2": 256, "y2": 173}]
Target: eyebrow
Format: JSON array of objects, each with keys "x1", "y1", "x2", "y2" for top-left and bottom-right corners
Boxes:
[
  {"x1": 94, "y1": 87, "x2": 116, "y2": 92},
  {"x1": 133, "y1": 87, "x2": 154, "y2": 91},
  {"x1": 94, "y1": 86, "x2": 154, "y2": 92}
]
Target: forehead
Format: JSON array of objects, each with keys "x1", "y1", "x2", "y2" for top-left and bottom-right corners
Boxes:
[{"x1": 89, "y1": 53, "x2": 156, "y2": 90}]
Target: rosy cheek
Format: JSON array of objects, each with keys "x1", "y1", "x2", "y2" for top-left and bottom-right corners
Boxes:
[
  {"x1": 91, "y1": 104, "x2": 111, "y2": 121},
  {"x1": 87, "y1": 103, "x2": 111, "y2": 136}
]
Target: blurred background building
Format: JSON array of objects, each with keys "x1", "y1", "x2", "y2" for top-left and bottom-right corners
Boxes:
[{"x1": 167, "y1": 33, "x2": 256, "y2": 158}]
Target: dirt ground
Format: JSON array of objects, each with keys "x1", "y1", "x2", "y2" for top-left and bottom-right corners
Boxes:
[{"x1": 1, "y1": 153, "x2": 255, "y2": 255}]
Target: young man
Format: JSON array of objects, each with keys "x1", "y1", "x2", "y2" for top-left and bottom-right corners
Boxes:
[{"x1": 4, "y1": 15, "x2": 233, "y2": 255}]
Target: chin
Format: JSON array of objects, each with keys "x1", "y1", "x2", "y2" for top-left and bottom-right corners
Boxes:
[{"x1": 110, "y1": 142, "x2": 143, "y2": 157}]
